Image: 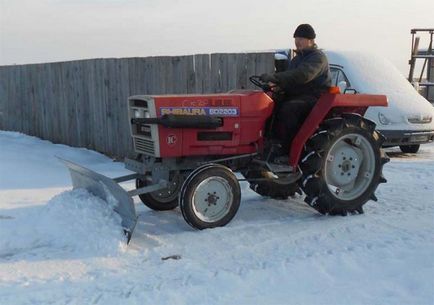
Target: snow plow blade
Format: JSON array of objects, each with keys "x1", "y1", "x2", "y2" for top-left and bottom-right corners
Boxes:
[{"x1": 58, "y1": 158, "x2": 137, "y2": 243}]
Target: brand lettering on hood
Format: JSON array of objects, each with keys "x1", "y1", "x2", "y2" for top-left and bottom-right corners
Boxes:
[{"x1": 160, "y1": 107, "x2": 239, "y2": 116}]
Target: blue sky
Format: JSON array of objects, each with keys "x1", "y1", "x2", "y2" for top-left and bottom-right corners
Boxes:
[{"x1": 0, "y1": 0, "x2": 433, "y2": 75}]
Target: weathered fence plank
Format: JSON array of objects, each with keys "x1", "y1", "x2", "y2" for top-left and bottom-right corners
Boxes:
[
  {"x1": 193, "y1": 54, "x2": 211, "y2": 93},
  {"x1": 210, "y1": 53, "x2": 223, "y2": 93},
  {"x1": 0, "y1": 52, "x2": 274, "y2": 158}
]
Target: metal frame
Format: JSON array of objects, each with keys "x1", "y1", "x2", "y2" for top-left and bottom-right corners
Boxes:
[{"x1": 408, "y1": 28, "x2": 434, "y2": 103}]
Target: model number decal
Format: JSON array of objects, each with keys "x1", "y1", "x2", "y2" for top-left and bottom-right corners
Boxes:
[
  {"x1": 160, "y1": 107, "x2": 239, "y2": 116},
  {"x1": 208, "y1": 108, "x2": 238, "y2": 116}
]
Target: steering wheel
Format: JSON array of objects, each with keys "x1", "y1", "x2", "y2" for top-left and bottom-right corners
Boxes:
[{"x1": 249, "y1": 76, "x2": 271, "y2": 92}]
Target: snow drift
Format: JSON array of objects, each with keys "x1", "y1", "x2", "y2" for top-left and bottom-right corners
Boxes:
[{"x1": 0, "y1": 189, "x2": 126, "y2": 260}]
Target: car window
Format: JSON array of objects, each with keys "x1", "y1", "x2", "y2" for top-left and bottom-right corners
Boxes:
[
  {"x1": 330, "y1": 68, "x2": 339, "y2": 86},
  {"x1": 330, "y1": 67, "x2": 351, "y2": 87}
]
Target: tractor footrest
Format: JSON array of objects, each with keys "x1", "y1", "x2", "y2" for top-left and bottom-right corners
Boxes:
[
  {"x1": 267, "y1": 163, "x2": 294, "y2": 173},
  {"x1": 252, "y1": 159, "x2": 294, "y2": 173}
]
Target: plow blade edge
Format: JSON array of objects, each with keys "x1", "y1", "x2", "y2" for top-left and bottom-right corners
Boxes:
[{"x1": 59, "y1": 158, "x2": 137, "y2": 242}]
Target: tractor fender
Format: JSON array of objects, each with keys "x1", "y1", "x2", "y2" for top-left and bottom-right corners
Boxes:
[{"x1": 288, "y1": 93, "x2": 387, "y2": 167}]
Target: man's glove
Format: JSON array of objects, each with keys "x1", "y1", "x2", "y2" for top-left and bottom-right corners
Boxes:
[{"x1": 259, "y1": 73, "x2": 278, "y2": 83}]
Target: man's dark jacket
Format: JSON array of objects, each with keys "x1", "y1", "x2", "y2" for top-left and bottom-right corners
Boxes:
[{"x1": 273, "y1": 46, "x2": 331, "y2": 99}]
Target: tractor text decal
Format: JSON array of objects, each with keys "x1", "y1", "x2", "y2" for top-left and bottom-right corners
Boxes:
[{"x1": 160, "y1": 107, "x2": 239, "y2": 116}]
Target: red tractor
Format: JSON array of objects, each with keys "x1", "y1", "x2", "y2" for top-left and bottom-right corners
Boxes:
[{"x1": 61, "y1": 76, "x2": 389, "y2": 241}]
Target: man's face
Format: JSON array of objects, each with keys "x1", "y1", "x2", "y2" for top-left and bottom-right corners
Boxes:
[{"x1": 294, "y1": 37, "x2": 314, "y2": 51}]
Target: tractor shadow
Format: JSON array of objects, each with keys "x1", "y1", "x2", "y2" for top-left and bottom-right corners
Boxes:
[
  {"x1": 132, "y1": 189, "x2": 320, "y2": 243},
  {"x1": 134, "y1": 206, "x2": 190, "y2": 236},
  {"x1": 385, "y1": 151, "x2": 418, "y2": 159},
  {"x1": 384, "y1": 146, "x2": 433, "y2": 160},
  {"x1": 236, "y1": 193, "x2": 320, "y2": 224}
]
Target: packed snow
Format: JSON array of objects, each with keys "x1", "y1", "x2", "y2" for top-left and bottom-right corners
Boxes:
[{"x1": 0, "y1": 131, "x2": 433, "y2": 305}]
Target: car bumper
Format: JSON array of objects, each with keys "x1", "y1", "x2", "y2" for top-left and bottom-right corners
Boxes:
[{"x1": 378, "y1": 129, "x2": 434, "y2": 146}]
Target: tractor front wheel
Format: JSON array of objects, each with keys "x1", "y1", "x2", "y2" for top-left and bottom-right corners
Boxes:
[
  {"x1": 180, "y1": 164, "x2": 241, "y2": 229},
  {"x1": 299, "y1": 115, "x2": 389, "y2": 215},
  {"x1": 136, "y1": 172, "x2": 183, "y2": 211}
]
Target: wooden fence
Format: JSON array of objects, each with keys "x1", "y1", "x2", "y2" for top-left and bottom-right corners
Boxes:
[{"x1": 0, "y1": 53, "x2": 275, "y2": 158}]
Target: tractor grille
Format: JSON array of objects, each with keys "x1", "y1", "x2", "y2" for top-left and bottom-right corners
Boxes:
[
  {"x1": 134, "y1": 137, "x2": 155, "y2": 155},
  {"x1": 128, "y1": 95, "x2": 160, "y2": 157}
]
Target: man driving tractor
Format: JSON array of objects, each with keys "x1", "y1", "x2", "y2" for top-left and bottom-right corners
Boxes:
[
  {"x1": 60, "y1": 23, "x2": 388, "y2": 236},
  {"x1": 260, "y1": 24, "x2": 332, "y2": 161}
]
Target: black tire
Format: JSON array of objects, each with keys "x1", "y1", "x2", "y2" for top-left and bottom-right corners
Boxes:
[
  {"x1": 136, "y1": 173, "x2": 183, "y2": 211},
  {"x1": 299, "y1": 114, "x2": 389, "y2": 215},
  {"x1": 180, "y1": 164, "x2": 241, "y2": 230},
  {"x1": 399, "y1": 144, "x2": 420, "y2": 153},
  {"x1": 242, "y1": 169, "x2": 301, "y2": 200}
]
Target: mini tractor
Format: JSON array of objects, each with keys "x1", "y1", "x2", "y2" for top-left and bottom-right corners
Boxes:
[{"x1": 61, "y1": 76, "x2": 389, "y2": 242}]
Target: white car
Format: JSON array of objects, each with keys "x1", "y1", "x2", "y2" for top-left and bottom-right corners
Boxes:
[{"x1": 326, "y1": 51, "x2": 434, "y2": 153}]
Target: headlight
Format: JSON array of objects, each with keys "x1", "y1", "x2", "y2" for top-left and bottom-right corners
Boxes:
[
  {"x1": 407, "y1": 114, "x2": 432, "y2": 124},
  {"x1": 133, "y1": 109, "x2": 144, "y2": 118},
  {"x1": 378, "y1": 112, "x2": 392, "y2": 125}
]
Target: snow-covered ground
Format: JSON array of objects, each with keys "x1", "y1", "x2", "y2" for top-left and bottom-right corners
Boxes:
[{"x1": 0, "y1": 131, "x2": 433, "y2": 305}]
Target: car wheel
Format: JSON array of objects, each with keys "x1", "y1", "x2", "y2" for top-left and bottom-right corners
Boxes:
[{"x1": 399, "y1": 144, "x2": 420, "y2": 154}]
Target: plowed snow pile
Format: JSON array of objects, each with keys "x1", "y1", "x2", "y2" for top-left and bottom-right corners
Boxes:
[{"x1": 0, "y1": 189, "x2": 126, "y2": 259}]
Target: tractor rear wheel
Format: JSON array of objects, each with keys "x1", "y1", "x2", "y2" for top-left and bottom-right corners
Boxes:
[
  {"x1": 299, "y1": 114, "x2": 389, "y2": 215},
  {"x1": 136, "y1": 172, "x2": 183, "y2": 211},
  {"x1": 180, "y1": 164, "x2": 241, "y2": 229}
]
